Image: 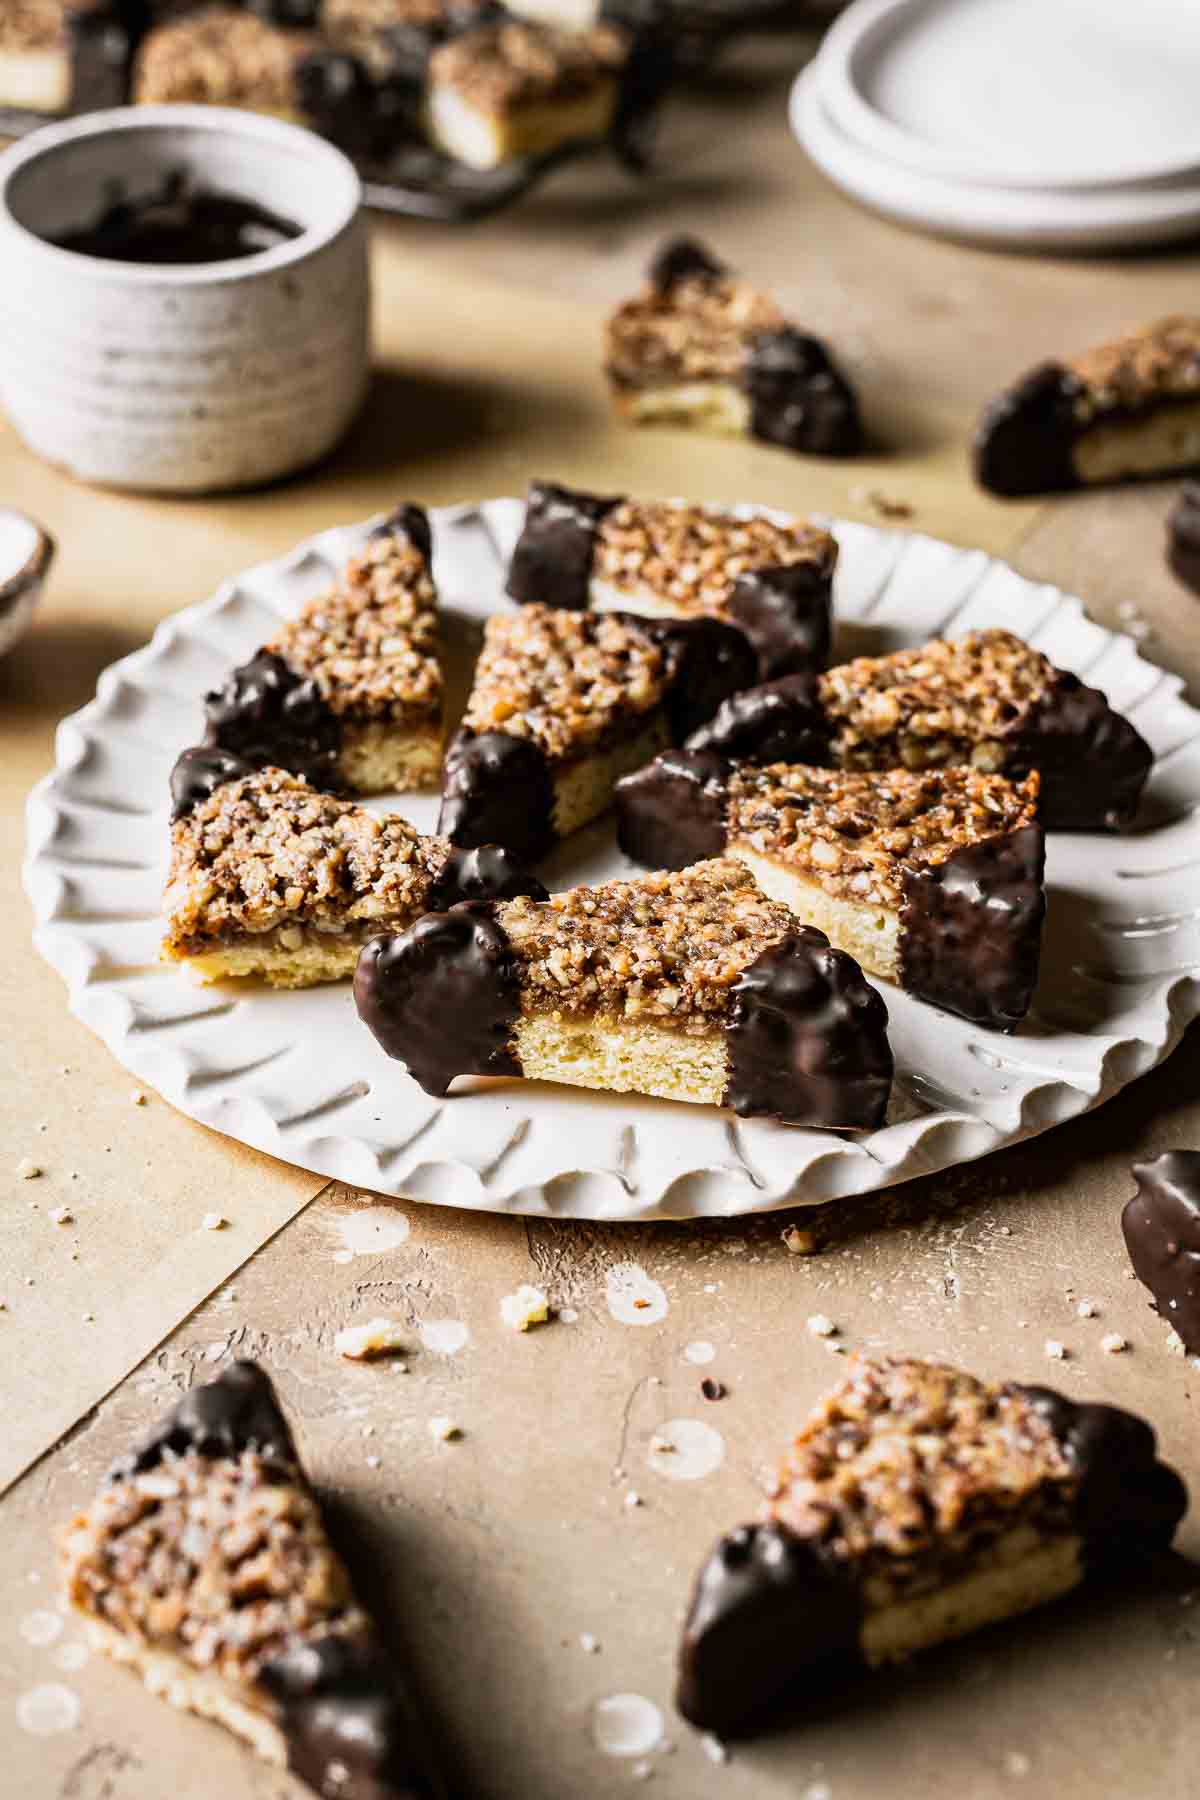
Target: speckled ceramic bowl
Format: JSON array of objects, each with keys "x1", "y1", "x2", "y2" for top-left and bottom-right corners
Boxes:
[
  {"x1": 0, "y1": 509, "x2": 53, "y2": 657},
  {"x1": 0, "y1": 107, "x2": 369, "y2": 494}
]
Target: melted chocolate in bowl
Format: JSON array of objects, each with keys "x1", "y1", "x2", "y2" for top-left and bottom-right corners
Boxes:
[{"x1": 52, "y1": 171, "x2": 302, "y2": 264}]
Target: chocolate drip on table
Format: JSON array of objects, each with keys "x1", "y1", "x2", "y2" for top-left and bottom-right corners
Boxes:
[
  {"x1": 203, "y1": 649, "x2": 343, "y2": 791},
  {"x1": 1123, "y1": 1151, "x2": 1200, "y2": 1355}
]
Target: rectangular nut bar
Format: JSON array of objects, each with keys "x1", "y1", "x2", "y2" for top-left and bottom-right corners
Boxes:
[{"x1": 134, "y1": 7, "x2": 318, "y2": 115}]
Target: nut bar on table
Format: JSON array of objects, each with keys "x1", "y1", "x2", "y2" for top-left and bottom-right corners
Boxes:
[
  {"x1": 1123, "y1": 1151, "x2": 1200, "y2": 1355},
  {"x1": 0, "y1": 0, "x2": 135, "y2": 114},
  {"x1": 506, "y1": 481, "x2": 835, "y2": 679},
  {"x1": 354, "y1": 858, "x2": 893, "y2": 1128},
  {"x1": 975, "y1": 316, "x2": 1200, "y2": 496},
  {"x1": 59, "y1": 1362, "x2": 447, "y2": 1800},
  {"x1": 617, "y1": 760, "x2": 1045, "y2": 1031},
  {"x1": 605, "y1": 236, "x2": 863, "y2": 456},
  {"x1": 677, "y1": 1355, "x2": 1187, "y2": 1739},
  {"x1": 437, "y1": 601, "x2": 756, "y2": 863},
  {"x1": 683, "y1": 628, "x2": 1153, "y2": 833},
  {"x1": 162, "y1": 751, "x2": 544, "y2": 987},
  {"x1": 204, "y1": 507, "x2": 443, "y2": 797},
  {"x1": 425, "y1": 16, "x2": 628, "y2": 169}
]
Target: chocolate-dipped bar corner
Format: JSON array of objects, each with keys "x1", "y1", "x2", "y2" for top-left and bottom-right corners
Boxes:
[
  {"x1": 1167, "y1": 482, "x2": 1200, "y2": 597},
  {"x1": 355, "y1": 860, "x2": 892, "y2": 1129},
  {"x1": 677, "y1": 1355, "x2": 1187, "y2": 1739},
  {"x1": 506, "y1": 481, "x2": 835, "y2": 680},
  {"x1": 617, "y1": 758, "x2": 1046, "y2": 1031},
  {"x1": 59, "y1": 1361, "x2": 447, "y2": 1800},
  {"x1": 1123, "y1": 1150, "x2": 1200, "y2": 1354},
  {"x1": 0, "y1": 0, "x2": 138, "y2": 118}
]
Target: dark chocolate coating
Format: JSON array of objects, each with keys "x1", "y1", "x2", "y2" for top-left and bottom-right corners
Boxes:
[
  {"x1": 355, "y1": 906, "x2": 521, "y2": 1096},
  {"x1": 437, "y1": 728, "x2": 556, "y2": 864},
  {"x1": 371, "y1": 501, "x2": 432, "y2": 565},
  {"x1": 1006, "y1": 672, "x2": 1152, "y2": 831},
  {"x1": 262, "y1": 1637, "x2": 444, "y2": 1800},
  {"x1": 67, "y1": 1, "x2": 139, "y2": 114},
  {"x1": 1167, "y1": 483, "x2": 1200, "y2": 598},
  {"x1": 375, "y1": 0, "x2": 503, "y2": 85},
  {"x1": 744, "y1": 327, "x2": 863, "y2": 458},
  {"x1": 1015, "y1": 1383, "x2": 1188, "y2": 1558},
  {"x1": 676, "y1": 1523, "x2": 861, "y2": 1738},
  {"x1": 615, "y1": 748, "x2": 731, "y2": 869},
  {"x1": 973, "y1": 362, "x2": 1082, "y2": 498},
  {"x1": 684, "y1": 672, "x2": 830, "y2": 766},
  {"x1": 426, "y1": 844, "x2": 547, "y2": 912},
  {"x1": 725, "y1": 562, "x2": 832, "y2": 680},
  {"x1": 636, "y1": 613, "x2": 759, "y2": 742},
  {"x1": 609, "y1": 4, "x2": 674, "y2": 173},
  {"x1": 724, "y1": 927, "x2": 892, "y2": 1129},
  {"x1": 648, "y1": 235, "x2": 726, "y2": 291},
  {"x1": 1123, "y1": 1151, "x2": 1200, "y2": 1356},
  {"x1": 245, "y1": 0, "x2": 321, "y2": 27},
  {"x1": 295, "y1": 47, "x2": 379, "y2": 156},
  {"x1": 899, "y1": 823, "x2": 1045, "y2": 1032},
  {"x1": 203, "y1": 649, "x2": 342, "y2": 791},
  {"x1": 505, "y1": 480, "x2": 621, "y2": 611},
  {"x1": 108, "y1": 1361, "x2": 297, "y2": 1481},
  {"x1": 169, "y1": 744, "x2": 256, "y2": 821}
]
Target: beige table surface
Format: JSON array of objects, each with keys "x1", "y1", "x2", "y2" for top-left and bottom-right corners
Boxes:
[{"x1": 4, "y1": 28, "x2": 1200, "y2": 1800}]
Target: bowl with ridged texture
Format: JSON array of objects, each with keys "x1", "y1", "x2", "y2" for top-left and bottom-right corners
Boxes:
[{"x1": 0, "y1": 106, "x2": 369, "y2": 494}]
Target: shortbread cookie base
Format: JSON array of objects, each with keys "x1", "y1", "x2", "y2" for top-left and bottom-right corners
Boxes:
[
  {"x1": 1074, "y1": 400, "x2": 1200, "y2": 485},
  {"x1": 611, "y1": 380, "x2": 752, "y2": 438},
  {"x1": 590, "y1": 576, "x2": 681, "y2": 621},
  {"x1": 427, "y1": 78, "x2": 616, "y2": 168},
  {"x1": 514, "y1": 1013, "x2": 728, "y2": 1107},
  {"x1": 552, "y1": 717, "x2": 670, "y2": 838},
  {"x1": 734, "y1": 848, "x2": 901, "y2": 985},
  {"x1": 0, "y1": 45, "x2": 69, "y2": 109},
  {"x1": 164, "y1": 922, "x2": 377, "y2": 989},
  {"x1": 506, "y1": 0, "x2": 600, "y2": 24},
  {"x1": 336, "y1": 723, "x2": 444, "y2": 795}
]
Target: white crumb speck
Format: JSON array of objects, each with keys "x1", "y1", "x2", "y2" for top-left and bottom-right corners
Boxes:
[
  {"x1": 335, "y1": 1317, "x2": 406, "y2": 1361},
  {"x1": 559, "y1": 1306, "x2": 579, "y2": 1324},
  {"x1": 17, "y1": 1159, "x2": 41, "y2": 1180},
  {"x1": 1166, "y1": 1327, "x2": 1186, "y2": 1356},
  {"x1": 48, "y1": 1207, "x2": 72, "y2": 1226},
  {"x1": 623, "y1": 1490, "x2": 642, "y2": 1510},
  {"x1": 201, "y1": 1213, "x2": 226, "y2": 1232},
  {"x1": 1043, "y1": 1340, "x2": 1067, "y2": 1360},
  {"x1": 807, "y1": 1314, "x2": 837, "y2": 1338},
  {"x1": 82, "y1": 1312, "x2": 94, "y2": 1322},
  {"x1": 805, "y1": 1785, "x2": 833, "y2": 1800},
  {"x1": 632, "y1": 1760, "x2": 653, "y2": 1781},
  {"x1": 648, "y1": 1434, "x2": 674, "y2": 1455},
  {"x1": 130, "y1": 1090, "x2": 147, "y2": 1106},
  {"x1": 580, "y1": 1633, "x2": 600, "y2": 1653},
  {"x1": 700, "y1": 1734, "x2": 728, "y2": 1765},
  {"x1": 365, "y1": 1455, "x2": 381, "y2": 1469},
  {"x1": 1101, "y1": 1333, "x2": 1128, "y2": 1355},
  {"x1": 428, "y1": 1416, "x2": 460, "y2": 1442},
  {"x1": 1076, "y1": 1300, "x2": 1099, "y2": 1319},
  {"x1": 499, "y1": 1284, "x2": 549, "y2": 1332},
  {"x1": 362, "y1": 1424, "x2": 375, "y2": 1438}
]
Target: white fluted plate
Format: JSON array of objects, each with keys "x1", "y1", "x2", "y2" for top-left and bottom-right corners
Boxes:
[{"x1": 23, "y1": 501, "x2": 1200, "y2": 1221}]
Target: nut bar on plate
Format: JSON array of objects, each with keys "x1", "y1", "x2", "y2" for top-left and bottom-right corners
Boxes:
[
  {"x1": 506, "y1": 482, "x2": 835, "y2": 679},
  {"x1": 683, "y1": 628, "x2": 1153, "y2": 833},
  {"x1": 59, "y1": 1362, "x2": 446, "y2": 1800},
  {"x1": 605, "y1": 237, "x2": 863, "y2": 456},
  {"x1": 0, "y1": 0, "x2": 135, "y2": 114},
  {"x1": 677, "y1": 1355, "x2": 1187, "y2": 1739},
  {"x1": 1123, "y1": 1151, "x2": 1200, "y2": 1355},
  {"x1": 163, "y1": 750, "x2": 544, "y2": 987},
  {"x1": 617, "y1": 761, "x2": 1045, "y2": 1031},
  {"x1": 354, "y1": 858, "x2": 893, "y2": 1128},
  {"x1": 975, "y1": 316, "x2": 1200, "y2": 496},
  {"x1": 437, "y1": 601, "x2": 756, "y2": 863},
  {"x1": 204, "y1": 506, "x2": 443, "y2": 796},
  {"x1": 322, "y1": 0, "x2": 501, "y2": 83}
]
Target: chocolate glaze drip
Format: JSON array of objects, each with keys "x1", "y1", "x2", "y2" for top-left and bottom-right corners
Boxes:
[
  {"x1": 744, "y1": 328, "x2": 863, "y2": 458},
  {"x1": 426, "y1": 844, "x2": 548, "y2": 912},
  {"x1": 725, "y1": 928, "x2": 892, "y2": 1129},
  {"x1": 355, "y1": 905, "x2": 521, "y2": 1096},
  {"x1": 108, "y1": 1361, "x2": 297, "y2": 1481},
  {"x1": 973, "y1": 363, "x2": 1082, "y2": 498},
  {"x1": 647, "y1": 234, "x2": 726, "y2": 292},
  {"x1": 1005, "y1": 672, "x2": 1152, "y2": 831},
  {"x1": 371, "y1": 502, "x2": 432, "y2": 565},
  {"x1": 725, "y1": 562, "x2": 833, "y2": 680},
  {"x1": 53, "y1": 172, "x2": 301, "y2": 264},
  {"x1": 635, "y1": 613, "x2": 758, "y2": 741},
  {"x1": 169, "y1": 744, "x2": 256, "y2": 821},
  {"x1": 262, "y1": 1636, "x2": 444, "y2": 1800},
  {"x1": 684, "y1": 672, "x2": 830, "y2": 765},
  {"x1": 676, "y1": 1523, "x2": 861, "y2": 1738},
  {"x1": 615, "y1": 748, "x2": 731, "y2": 868},
  {"x1": 899, "y1": 823, "x2": 1046, "y2": 1032},
  {"x1": 437, "y1": 729, "x2": 556, "y2": 864},
  {"x1": 204, "y1": 649, "x2": 342, "y2": 791},
  {"x1": 506, "y1": 481, "x2": 621, "y2": 611},
  {"x1": 1123, "y1": 1151, "x2": 1200, "y2": 1355},
  {"x1": 1014, "y1": 1384, "x2": 1187, "y2": 1559},
  {"x1": 1167, "y1": 482, "x2": 1200, "y2": 597}
]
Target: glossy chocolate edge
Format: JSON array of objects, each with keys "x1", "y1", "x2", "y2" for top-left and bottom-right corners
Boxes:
[
  {"x1": 108, "y1": 1360, "x2": 297, "y2": 1480},
  {"x1": 427, "y1": 843, "x2": 548, "y2": 911},
  {"x1": 203, "y1": 648, "x2": 343, "y2": 790},
  {"x1": 354, "y1": 904, "x2": 521, "y2": 1096},
  {"x1": 169, "y1": 744, "x2": 257, "y2": 821},
  {"x1": 683, "y1": 672, "x2": 830, "y2": 765},
  {"x1": 633, "y1": 612, "x2": 759, "y2": 742},
  {"x1": 1005, "y1": 669, "x2": 1152, "y2": 831},
  {"x1": 1167, "y1": 483, "x2": 1200, "y2": 597},
  {"x1": 437, "y1": 727, "x2": 557, "y2": 863},
  {"x1": 724, "y1": 926, "x2": 892, "y2": 1129},
  {"x1": 505, "y1": 480, "x2": 621, "y2": 610},
  {"x1": 899, "y1": 822, "x2": 1046, "y2": 1032},
  {"x1": 1123, "y1": 1150, "x2": 1200, "y2": 1356},
  {"x1": 972, "y1": 362, "x2": 1081, "y2": 498},
  {"x1": 647, "y1": 234, "x2": 726, "y2": 291},
  {"x1": 614, "y1": 748, "x2": 732, "y2": 868},
  {"x1": 744, "y1": 327, "x2": 863, "y2": 458},
  {"x1": 725, "y1": 559, "x2": 833, "y2": 680}
]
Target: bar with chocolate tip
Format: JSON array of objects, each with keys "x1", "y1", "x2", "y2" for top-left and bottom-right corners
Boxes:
[
  {"x1": 354, "y1": 858, "x2": 893, "y2": 1127},
  {"x1": 677, "y1": 1354, "x2": 1187, "y2": 1740},
  {"x1": 321, "y1": 0, "x2": 502, "y2": 86},
  {"x1": 680, "y1": 628, "x2": 1153, "y2": 833},
  {"x1": 204, "y1": 506, "x2": 442, "y2": 797},
  {"x1": 437, "y1": 601, "x2": 756, "y2": 863},
  {"x1": 605, "y1": 236, "x2": 863, "y2": 456},
  {"x1": 506, "y1": 482, "x2": 835, "y2": 680},
  {"x1": 163, "y1": 750, "x2": 544, "y2": 987},
  {"x1": 0, "y1": 0, "x2": 135, "y2": 115},
  {"x1": 59, "y1": 1362, "x2": 447, "y2": 1800},
  {"x1": 1123, "y1": 1151, "x2": 1200, "y2": 1355},
  {"x1": 975, "y1": 316, "x2": 1200, "y2": 497},
  {"x1": 1167, "y1": 482, "x2": 1200, "y2": 597},
  {"x1": 617, "y1": 759, "x2": 1045, "y2": 1031}
]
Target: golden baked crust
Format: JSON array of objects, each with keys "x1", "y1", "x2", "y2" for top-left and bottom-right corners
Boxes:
[
  {"x1": 134, "y1": 7, "x2": 314, "y2": 108},
  {"x1": 499, "y1": 858, "x2": 796, "y2": 1030},
  {"x1": 593, "y1": 500, "x2": 835, "y2": 618},
  {"x1": 606, "y1": 271, "x2": 783, "y2": 390},
  {"x1": 429, "y1": 18, "x2": 626, "y2": 114},
  {"x1": 461, "y1": 604, "x2": 670, "y2": 763},
  {"x1": 1068, "y1": 316, "x2": 1200, "y2": 421},
  {"x1": 729, "y1": 765, "x2": 1040, "y2": 909}
]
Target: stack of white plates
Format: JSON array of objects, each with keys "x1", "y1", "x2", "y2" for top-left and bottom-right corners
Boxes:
[{"x1": 791, "y1": 0, "x2": 1200, "y2": 251}]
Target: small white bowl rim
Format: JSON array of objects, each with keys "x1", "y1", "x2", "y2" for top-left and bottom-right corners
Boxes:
[
  {"x1": 0, "y1": 105, "x2": 363, "y2": 286},
  {"x1": 0, "y1": 507, "x2": 54, "y2": 602}
]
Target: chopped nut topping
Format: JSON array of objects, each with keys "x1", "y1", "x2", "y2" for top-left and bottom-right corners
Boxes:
[
  {"x1": 430, "y1": 18, "x2": 626, "y2": 113},
  {"x1": 135, "y1": 8, "x2": 314, "y2": 108},
  {"x1": 607, "y1": 271, "x2": 783, "y2": 389},
  {"x1": 593, "y1": 501, "x2": 835, "y2": 621},
  {"x1": 499, "y1": 858, "x2": 797, "y2": 1030},
  {"x1": 1067, "y1": 316, "x2": 1200, "y2": 421},
  {"x1": 499, "y1": 1284, "x2": 550, "y2": 1332}
]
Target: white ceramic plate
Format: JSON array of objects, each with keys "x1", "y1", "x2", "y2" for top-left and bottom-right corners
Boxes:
[{"x1": 24, "y1": 501, "x2": 1200, "y2": 1222}]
